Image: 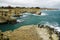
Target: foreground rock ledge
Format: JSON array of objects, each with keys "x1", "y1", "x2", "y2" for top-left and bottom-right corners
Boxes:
[{"x1": 0, "y1": 25, "x2": 59, "y2": 40}]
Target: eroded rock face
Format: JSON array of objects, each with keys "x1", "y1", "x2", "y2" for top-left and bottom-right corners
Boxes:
[
  {"x1": 36, "y1": 26, "x2": 59, "y2": 40},
  {"x1": 0, "y1": 17, "x2": 7, "y2": 23},
  {"x1": 0, "y1": 16, "x2": 17, "y2": 24},
  {"x1": 0, "y1": 25, "x2": 59, "y2": 40},
  {"x1": 38, "y1": 12, "x2": 41, "y2": 15}
]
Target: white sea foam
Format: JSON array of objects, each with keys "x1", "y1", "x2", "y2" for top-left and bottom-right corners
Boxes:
[
  {"x1": 39, "y1": 21, "x2": 60, "y2": 32},
  {"x1": 22, "y1": 15, "x2": 28, "y2": 17},
  {"x1": 23, "y1": 13, "x2": 31, "y2": 15},
  {"x1": 22, "y1": 12, "x2": 48, "y2": 17},
  {"x1": 21, "y1": 13, "x2": 31, "y2": 17},
  {"x1": 44, "y1": 22, "x2": 60, "y2": 32},
  {"x1": 32, "y1": 14, "x2": 40, "y2": 16},
  {"x1": 40, "y1": 12, "x2": 48, "y2": 16},
  {"x1": 54, "y1": 27, "x2": 60, "y2": 32},
  {"x1": 32, "y1": 12, "x2": 48, "y2": 16},
  {"x1": 17, "y1": 19, "x2": 24, "y2": 23}
]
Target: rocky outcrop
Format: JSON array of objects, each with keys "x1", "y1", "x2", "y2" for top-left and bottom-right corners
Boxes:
[
  {"x1": 36, "y1": 12, "x2": 41, "y2": 15},
  {"x1": 38, "y1": 12, "x2": 41, "y2": 15},
  {"x1": 0, "y1": 16, "x2": 7, "y2": 23},
  {"x1": 0, "y1": 16, "x2": 17, "y2": 24},
  {"x1": 0, "y1": 25, "x2": 59, "y2": 40}
]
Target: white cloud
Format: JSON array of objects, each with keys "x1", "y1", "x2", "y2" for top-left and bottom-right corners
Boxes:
[{"x1": 0, "y1": 0, "x2": 60, "y2": 8}]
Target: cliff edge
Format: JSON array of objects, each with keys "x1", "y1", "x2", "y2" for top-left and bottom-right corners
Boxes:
[{"x1": 0, "y1": 25, "x2": 59, "y2": 40}]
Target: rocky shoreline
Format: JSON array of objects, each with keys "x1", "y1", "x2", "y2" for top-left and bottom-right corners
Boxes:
[
  {"x1": 0, "y1": 25, "x2": 60, "y2": 40},
  {"x1": 37, "y1": 24, "x2": 60, "y2": 40},
  {"x1": 0, "y1": 16, "x2": 17, "y2": 24}
]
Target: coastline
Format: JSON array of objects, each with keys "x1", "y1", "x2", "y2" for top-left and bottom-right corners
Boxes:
[{"x1": 0, "y1": 25, "x2": 59, "y2": 40}]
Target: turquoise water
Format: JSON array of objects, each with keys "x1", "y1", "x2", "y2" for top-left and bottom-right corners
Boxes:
[{"x1": 0, "y1": 10, "x2": 60, "y2": 32}]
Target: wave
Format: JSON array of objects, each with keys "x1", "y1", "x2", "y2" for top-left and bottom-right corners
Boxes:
[
  {"x1": 17, "y1": 19, "x2": 24, "y2": 23},
  {"x1": 21, "y1": 13, "x2": 31, "y2": 18},
  {"x1": 38, "y1": 21, "x2": 60, "y2": 32},
  {"x1": 23, "y1": 13, "x2": 31, "y2": 15},
  {"x1": 22, "y1": 12, "x2": 48, "y2": 17},
  {"x1": 41, "y1": 13, "x2": 48, "y2": 16},
  {"x1": 32, "y1": 14, "x2": 40, "y2": 16},
  {"x1": 45, "y1": 22, "x2": 60, "y2": 32},
  {"x1": 22, "y1": 15, "x2": 28, "y2": 17},
  {"x1": 32, "y1": 12, "x2": 48, "y2": 16}
]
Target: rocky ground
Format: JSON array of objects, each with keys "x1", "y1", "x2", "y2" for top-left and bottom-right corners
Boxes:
[{"x1": 0, "y1": 25, "x2": 59, "y2": 40}]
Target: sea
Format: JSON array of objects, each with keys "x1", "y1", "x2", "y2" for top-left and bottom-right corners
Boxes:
[{"x1": 0, "y1": 10, "x2": 60, "y2": 32}]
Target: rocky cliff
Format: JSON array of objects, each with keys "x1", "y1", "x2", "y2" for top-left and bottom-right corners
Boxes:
[{"x1": 0, "y1": 25, "x2": 59, "y2": 40}]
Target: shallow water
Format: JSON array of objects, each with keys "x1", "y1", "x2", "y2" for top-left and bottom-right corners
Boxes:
[{"x1": 0, "y1": 10, "x2": 60, "y2": 32}]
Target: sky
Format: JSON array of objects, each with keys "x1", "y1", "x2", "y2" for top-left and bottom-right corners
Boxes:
[{"x1": 0, "y1": 0, "x2": 60, "y2": 8}]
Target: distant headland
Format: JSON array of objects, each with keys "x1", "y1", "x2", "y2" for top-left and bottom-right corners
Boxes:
[
  {"x1": 0, "y1": 6, "x2": 41, "y2": 24},
  {"x1": 0, "y1": 6, "x2": 58, "y2": 10},
  {"x1": 0, "y1": 6, "x2": 58, "y2": 24}
]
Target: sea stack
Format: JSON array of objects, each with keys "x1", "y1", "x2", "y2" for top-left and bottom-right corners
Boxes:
[
  {"x1": 38, "y1": 12, "x2": 41, "y2": 15},
  {"x1": 36, "y1": 12, "x2": 41, "y2": 15}
]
